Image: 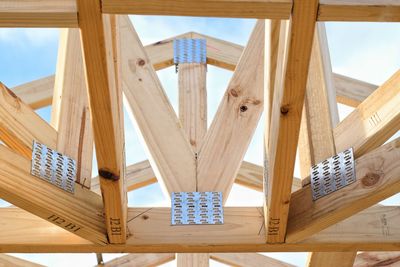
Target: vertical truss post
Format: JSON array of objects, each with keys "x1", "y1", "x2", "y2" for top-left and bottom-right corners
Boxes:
[{"x1": 76, "y1": 0, "x2": 127, "y2": 243}]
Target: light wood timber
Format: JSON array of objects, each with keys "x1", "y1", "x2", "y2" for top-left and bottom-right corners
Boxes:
[
  {"x1": 1, "y1": 206, "x2": 400, "y2": 252},
  {"x1": 102, "y1": 0, "x2": 292, "y2": 19},
  {"x1": 306, "y1": 252, "x2": 357, "y2": 267},
  {"x1": 0, "y1": 0, "x2": 78, "y2": 27},
  {"x1": 266, "y1": 0, "x2": 319, "y2": 243},
  {"x1": 51, "y1": 28, "x2": 93, "y2": 189},
  {"x1": 177, "y1": 254, "x2": 209, "y2": 267},
  {"x1": 318, "y1": 0, "x2": 400, "y2": 22},
  {"x1": 354, "y1": 252, "x2": 400, "y2": 267},
  {"x1": 0, "y1": 254, "x2": 44, "y2": 267},
  {"x1": 287, "y1": 137, "x2": 400, "y2": 243},
  {"x1": 11, "y1": 76, "x2": 54, "y2": 109},
  {"x1": 103, "y1": 253, "x2": 175, "y2": 267},
  {"x1": 197, "y1": 20, "x2": 264, "y2": 201},
  {"x1": 0, "y1": 145, "x2": 107, "y2": 244},
  {"x1": 119, "y1": 15, "x2": 196, "y2": 196},
  {"x1": 0, "y1": 82, "x2": 57, "y2": 158},
  {"x1": 178, "y1": 63, "x2": 207, "y2": 150},
  {"x1": 76, "y1": 0, "x2": 126, "y2": 243},
  {"x1": 211, "y1": 253, "x2": 295, "y2": 267},
  {"x1": 333, "y1": 73, "x2": 378, "y2": 108},
  {"x1": 334, "y1": 70, "x2": 400, "y2": 158}
]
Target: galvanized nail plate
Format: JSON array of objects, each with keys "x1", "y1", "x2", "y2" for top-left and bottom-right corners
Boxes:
[{"x1": 173, "y1": 38, "x2": 207, "y2": 64}]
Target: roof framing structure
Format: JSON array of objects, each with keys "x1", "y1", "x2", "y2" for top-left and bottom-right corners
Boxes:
[{"x1": 0, "y1": 1, "x2": 400, "y2": 266}]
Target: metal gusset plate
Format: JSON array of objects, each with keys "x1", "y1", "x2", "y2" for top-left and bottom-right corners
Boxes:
[
  {"x1": 31, "y1": 141, "x2": 76, "y2": 194},
  {"x1": 171, "y1": 192, "x2": 223, "y2": 225},
  {"x1": 310, "y1": 148, "x2": 356, "y2": 201},
  {"x1": 173, "y1": 38, "x2": 207, "y2": 64}
]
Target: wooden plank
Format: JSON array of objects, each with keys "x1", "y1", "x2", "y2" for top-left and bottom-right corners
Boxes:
[
  {"x1": 76, "y1": 0, "x2": 126, "y2": 243},
  {"x1": 51, "y1": 28, "x2": 93, "y2": 189},
  {"x1": 197, "y1": 20, "x2": 264, "y2": 201},
  {"x1": 178, "y1": 63, "x2": 207, "y2": 150},
  {"x1": 334, "y1": 70, "x2": 400, "y2": 158},
  {"x1": 2, "y1": 206, "x2": 400, "y2": 252},
  {"x1": 0, "y1": 82, "x2": 57, "y2": 158},
  {"x1": 177, "y1": 254, "x2": 209, "y2": 267},
  {"x1": 266, "y1": 0, "x2": 319, "y2": 243},
  {"x1": 0, "y1": 0, "x2": 78, "y2": 27},
  {"x1": 0, "y1": 145, "x2": 107, "y2": 244},
  {"x1": 0, "y1": 254, "x2": 44, "y2": 267},
  {"x1": 102, "y1": 0, "x2": 292, "y2": 19},
  {"x1": 11, "y1": 76, "x2": 54, "y2": 109},
  {"x1": 307, "y1": 252, "x2": 357, "y2": 267},
  {"x1": 211, "y1": 253, "x2": 295, "y2": 267},
  {"x1": 103, "y1": 253, "x2": 175, "y2": 267},
  {"x1": 120, "y1": 15, "x2": 197, "y2": 194},
  {"x1": 287, "y1": 137, "x2": 400, "y2": 243},
  {"x1": 318, "y1": 0, "x2": 400, "y2": 22},
  {"x1": 354, "y1": 252, "x2": 400, "y2": 267},
  {"x1": 334, "y1": 73, "x2": 378, "y2": 107}
]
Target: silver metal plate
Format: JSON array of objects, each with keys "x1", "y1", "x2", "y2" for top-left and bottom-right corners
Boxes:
[
  {"x1": 310, "y1": 148, "x2": 356, "y2": 201},
  {"x1": 171, "y1": 192, "x2": 223, "y2": 225},
  {"x1": 31, "y1": 141, "x2": 76, "y2": 194},
  {"x1": 173, "y1": 38, "x2": 207, "y2": 64}
]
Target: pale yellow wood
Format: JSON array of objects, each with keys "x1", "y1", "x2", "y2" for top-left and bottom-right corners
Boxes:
[
  {"x1": 211, "y1": 253, "x2": 295, "y2": 267},
  {"x1": 334, "y1": 73, "x2": 378, "y2": 107},
  {"x1": 354, "y1": 252, "x2": 400, "y2": 267},
  {"x1": 0, "y1": 0, "x2": 78, "y2": 27},
  {"x1": 178, "y1": 63, "x2": 207, "y2": 150},
  {"x1": 197, "y1": 21, "x2": 264, "y2": 201},
  {"x1": 103, "y1": 253, "x2": 175, "y2": 267},
  {"x1": 0, "y1": 254, "x2": 44, "y2": 267},
  {"x1": 120, "y1": 15, "x2": 196, "y2": 195},
  {"x1": 334, "y1": 70, "x2": 400, "y2": 158},
  {"x1": 77, "y1": 0, "x2": 126, "y2": 243},
  {"x1": 0, "y1": 145, "x2": 107, "y2": 244},
  {"x1": 51, "y1": 28, "x2": 93, "y2": 189},
  {"x1": 287, "y1": 138, "x2": 400, "y2": 243},
  {"x1": 266, "y1": 0, "x2": 319, "y2": 243},
  {"x1": 318, "y1": 0, "x2": 400, "y2": 22},
  {"x1": 102, "y1": 0, "x2": 292, "y2": 19},
  {"x1": 307, "y1": 252, "x2": 357, "y2": 267},
  {"x1": 11, "y1": 76, "x2": 54, "y2": 109},
  {"x1": 1, "y1": 206, "x2": 400, "y2": 252},
  {"x1": 177, "y1": 254, "x2": 209, "y2": 267},
  {"x1": 0, "y1": 82, "x2": 57, "y2": 158}
]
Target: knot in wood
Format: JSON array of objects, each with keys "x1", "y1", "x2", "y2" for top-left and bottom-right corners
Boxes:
[
  {"x1": 280, "y1": 105, "x2": 289, "y2": 115},
  {"x1": 142, "y1": 215, "x2": 149, "y2": 220},
  {"x1": 361, "y1": 172, "x2": 380, "y2": 187},
  {"x1": 240, "y1": 105, "x2": 248, "y2": 113},
  {"x1": 98, "y1": 169, "x2": 120, "y2": 181},
  {"x1": 137, "y1": 59, "x2": 146, "y2": 66},
  {"x1": 229, "y1": 88, "x2": 239, "y2": 97}
]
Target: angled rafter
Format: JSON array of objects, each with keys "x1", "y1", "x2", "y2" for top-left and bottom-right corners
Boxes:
[
  {"x1": 197, "y1": 20, "x2": 264, "y2": 201},
  {"x1": 354, "y1": 252, "x2": 400, "y2": 267},
  {"x1": 0, "y1": 0, "x2": 78, "y2": 27},
  {"x1": 334, "y1": 70, "x2": 400, "y2": 158},
  {"x1": 120, "y1": 15, "x2": 196, "y2": 195},
  {"x1": 266, "y1": 0, "x2": 319, "y2": 243},
  {"x1": 103, "y1": 253, "x2": 175, "y2": 267},
  {"x1": 102, "y1": 0, "x2": 292, "y2": 19},
  {"x1": 177, "y1": 254, "x2": 209, "y2": 267},
  {"x1": 2, "y1": 205, "x2": 400, "y2": 252},
  {"x1": 287, "y1": 137, "x2": 400, "y2": 242},
  {"x1": 11, "y1": 76, "x2": 54, "y2": 109},
  {"x1": 333, "y1": 73, "x2": 378, "y2": 107},
  {"x1": 0, "y1": 145, "x2": 107, "y2": 244},
  {"x1": 51, "y1": 28, "x2": 93, "y2": 189},
  {"x1": 318, "y1": 0, "x2": 400, "y2": 22},
  {"x1": 76, "y1": 0, "x2": 126, "y2": 243},
  {"x1": 0, "y1": 82, "x2": 57, "y2": 158},
  {"x1": 211, "y1": 253, "x2": 294, "y2": 267},
  {"x1": 0, "y1": 254, "x2": 44, "y2": 267},
  {"x1": 306, "y1": 252, "x2": 357, "y2": 267}
]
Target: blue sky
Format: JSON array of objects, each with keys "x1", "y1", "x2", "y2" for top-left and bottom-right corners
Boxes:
[{"x1": 1, "y1": 16, "x2": 400, "y2": 266}]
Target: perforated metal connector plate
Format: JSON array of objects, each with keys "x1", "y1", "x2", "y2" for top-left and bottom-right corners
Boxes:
[
  {"x1": 310, "y1": 148, "x2": 356, "y2": 201},
  {"x1": 171, "y1": 192, "x2": 223, "y2": 225},
  {"x1": 31, "y1": 141, "x2": 76, "y2": 194},
  {"x1": 173, "y1": 38, "x2": 207, "y2": 64}
]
